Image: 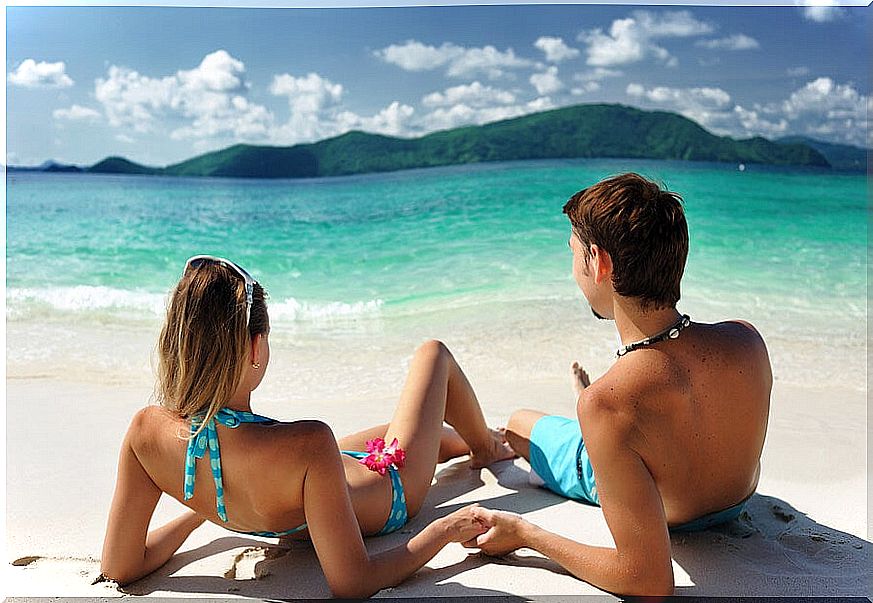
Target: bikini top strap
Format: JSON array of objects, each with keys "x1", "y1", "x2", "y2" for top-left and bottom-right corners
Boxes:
[{"x1": 183, "y1": 408, "x2": 277, "y2": 522}]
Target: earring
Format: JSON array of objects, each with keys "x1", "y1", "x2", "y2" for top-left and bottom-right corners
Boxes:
[{"x1": 252, "y1": 362, "x2": 261, "y2": 370}]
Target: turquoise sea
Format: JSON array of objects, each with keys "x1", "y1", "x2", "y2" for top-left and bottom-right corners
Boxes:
[{"x1": 5, "y1": 159, "x2": 868, "y2": 393}]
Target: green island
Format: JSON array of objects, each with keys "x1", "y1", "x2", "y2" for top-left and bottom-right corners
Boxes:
[{"x1": 17, "y1": 104, "x2": 869, "y2": 178}]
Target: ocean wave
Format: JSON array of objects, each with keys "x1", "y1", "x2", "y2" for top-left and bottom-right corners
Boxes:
[
  {"x1": 6, "y1": 285, "x2": 384, "y2": 324},
  {"x1": 269, "y1": 297, "x2": 384, "y2": 322},
  {"x1": 6, "y1": 285, "x2": 167, "y2": 319}
]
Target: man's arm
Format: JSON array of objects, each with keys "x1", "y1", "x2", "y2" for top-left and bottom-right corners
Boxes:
[{"x1": 470, "y1": 389, "x2": 674, "y2": 596}]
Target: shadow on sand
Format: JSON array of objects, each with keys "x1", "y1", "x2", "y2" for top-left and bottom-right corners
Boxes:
[
  {"x1": 670, "y1": 493, "x2": 871, "y2": 597},
  {"x1": 119, "y1": 458, "x2": 870, "y2": 599},
  {"x1": 122, "y1": 456, "x2": 562, "y2": 599}
]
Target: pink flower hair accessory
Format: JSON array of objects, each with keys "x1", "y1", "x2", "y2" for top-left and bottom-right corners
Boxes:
[{"x1": 360, "y1": 437, "x2": 406, "y2": 476}]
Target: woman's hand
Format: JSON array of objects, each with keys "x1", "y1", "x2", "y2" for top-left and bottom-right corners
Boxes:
[
  {"x1": 437, "y1": 504, "x2": 489, "y2": 543},
  {"x1": 462, "y1": 506, "x2": 528, "y2": 556}
]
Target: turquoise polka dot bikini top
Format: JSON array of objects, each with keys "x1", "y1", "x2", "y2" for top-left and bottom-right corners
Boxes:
[{"x1": 184, "y1": 408, "x2": 309, "y2": 538}]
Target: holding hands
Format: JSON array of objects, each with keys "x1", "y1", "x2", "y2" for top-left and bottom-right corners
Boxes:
[
  {"x1": 461, "y1": 506, "x2": 529, "y2": 556},
  {"x1": 437, "y1": 504, "x2": 491, "y2": 544}
]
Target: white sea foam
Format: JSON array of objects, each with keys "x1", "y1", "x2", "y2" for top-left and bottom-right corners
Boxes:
[
  {"x1": 269, "y1": 297, "x2": 384, "y2": 322},
  {"x1": 6, "y1": 286, "x2": 168, "y2": 320},
  {"x1": 6, "y1": 286, "x2": 386, "y2": 326}
]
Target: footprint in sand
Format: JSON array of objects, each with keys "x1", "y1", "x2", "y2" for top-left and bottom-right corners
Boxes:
[
  {"x1": 12, "y1": 556, "x2": 42, "y2": 567},
  {"x1": 224, "y1": 546, "x2": 287, "y2": 580}
]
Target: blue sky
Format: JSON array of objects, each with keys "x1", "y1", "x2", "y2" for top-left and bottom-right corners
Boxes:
[{"x1": 5, "y1": 2, "x2": 871, "y2": 166}]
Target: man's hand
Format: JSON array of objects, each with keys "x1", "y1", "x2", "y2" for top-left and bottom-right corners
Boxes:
[{"x1": 462, "y1": 507, "x2": 527, "y2": 556}]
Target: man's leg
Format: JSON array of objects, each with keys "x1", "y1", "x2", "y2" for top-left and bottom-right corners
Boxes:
[
  {"x1": 504, "y1": 409, "x2": 546, "y2": 461},
  {"x1": 506, "y1": 362, "x2": 589, "y2": 460}
]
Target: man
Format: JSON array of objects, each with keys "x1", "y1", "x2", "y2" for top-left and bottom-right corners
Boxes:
[{"x1": 468, "y1": 173, "x2": 772, "y2": 596}]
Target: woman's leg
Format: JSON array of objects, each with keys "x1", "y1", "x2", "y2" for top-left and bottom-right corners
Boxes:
[
  {"x1": 339, "y1": 424, "x2": 470, "y2": 464},
  {"x1": 378, "y1": 340, "x2": 514, "y2": 516}
]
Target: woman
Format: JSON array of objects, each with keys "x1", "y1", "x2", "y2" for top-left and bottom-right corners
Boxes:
[{"x1": 100, "y1": 255, "x2": 514, "y2": 597}]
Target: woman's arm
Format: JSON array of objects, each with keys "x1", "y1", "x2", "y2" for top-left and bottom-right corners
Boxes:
[
  {"x1": 100, "y1": 412, "x2": 205, "y2": 585},
  {"x1": 301, "y1": 422, "x2": 486, "y2": 598}
]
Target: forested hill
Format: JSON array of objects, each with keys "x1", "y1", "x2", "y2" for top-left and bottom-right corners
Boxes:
[
  {"x1": 776, "y1": 135, "x2": 867, "y2": 172},
  {"x1": 67, "y1": 104, "x2": 838, "y2": 178}
]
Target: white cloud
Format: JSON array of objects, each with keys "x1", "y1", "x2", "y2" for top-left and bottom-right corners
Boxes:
[
  {"x1": 270, "y1": 72, "x2": 343, "y2": 113},
  {"x1": 534, "y1": 36, "x2": 580, "y2": 63},
  {"x1": 172, "y1": 95, "x2": 273, "y2": 141},
  {"x1": 626, "y1": 77, "x2": 869, "y2": 147},
  {"x1": 581, "y1": 18, "x2": 645, "y2": 67},
  {"x1": 626, "y1": 82, "x2": 734, "y2": 132},
  {"x1": 571, "y1": 81, "x2": 601, "y2": 96},
  {"x1": 780, "y1": 77, "x2": 864, "y2": 120},
  {"x1": 335, "y1": 101, "x2": 415, "y2": 137},
  {"x1": 375, "y1": 40, "x2": 533, "y2": 79},
  {"x1": 419, "y1": 96, "x2": 554, "y2": 132},
  {"x1": 420, "y1": 104, "x2": 523, "y2": 132},
  {"x1": 773, "y1": 77, "x2": 869, "y2": 145},
  {"x1": 796, "y1": 0, "x2": 845, "y2": 22},
  {"x1": 178, "y1": 50, "x2": 245, "y2": 92},
  {"x1": 695, "y1": 34, "x2": 760, "y2": 51},
  {"x1": 52, "y1": 104, "x2": 101, "y2": 121},
  {"x1": 374, "y1": 40, "x2": 460, "y2": 71},
  {"x1": 627, "y1": 83, "x2": 730, "y2": 108},
  {"x1": 268, "y1": 72, "x2": 349, "y2": 142},
  {"x1": 732, "y1": 105, "x2": 788, "y2": 137},
  {"x1": 525, "y1": 96, "x2": 555, "y2": 113},
  {"x1": 632, "y1": 10, "x2": 714, "y2": 37},
  {"x1": 115, "y1": 133, "x2": 135, "y2": 144},
  {"x1": 578, "y1": 10, "x2": 712, "y2": 68},
  {"x1": 530, "y1": 66, "x2": 564, "y2": 95},
  {"x1": 574, "y1": 67, "x2": 623, "y2": 81},
  {"x1": 787, "y1": 66, "x2": 811, "y2": 77},
  {"x1": 95, "y1": 50, "x2": 273, "y2": 141},
  {"x1": 8, "y1": 59, "x2": 74, "y2": 88},
  {"x1": 422, "y1": 81, "x2": 516, "y2": 108},
  {"x1": 95, "y1": 66, "x2": 172, "y2": 132},
  {"x1": 447, "y1": 46, "x2": 533, "y2": 79}
]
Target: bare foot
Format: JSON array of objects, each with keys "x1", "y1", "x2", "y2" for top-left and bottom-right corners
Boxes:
[
  {"x1": 572, "y1": 361, "x2": 590, "y2": 396},
  {"x1": 470, "y1": 428, "x2": 517, "y2": 469}
]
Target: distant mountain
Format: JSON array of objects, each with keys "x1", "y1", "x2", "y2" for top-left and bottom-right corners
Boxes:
[
  {"x1": 776, "y1": 136, "x2": 868, "y2": 172},
  {"x1": 88, "y1": 156, "x2": 159, "y2": 175},
  {"x1": 8, "y1": 159, "x2": 83, "y2": 173},
  {"x1": 35, "y1": 104, "x2": 837, "y2": 179}
]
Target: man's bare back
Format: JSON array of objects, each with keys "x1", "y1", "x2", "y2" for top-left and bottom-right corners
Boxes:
[{"x1": 582, "y1": 319, "x2": 771, "y2": 526}]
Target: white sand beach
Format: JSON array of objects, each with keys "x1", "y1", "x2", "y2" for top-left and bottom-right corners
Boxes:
[{"x1": 4, "y1": 328, "x2": 870, "y2": 598}]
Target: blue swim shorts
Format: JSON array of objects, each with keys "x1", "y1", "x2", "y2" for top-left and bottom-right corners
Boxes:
[
  {"x1": 528, "y1": 415, "x2": 599, "y2": 506},
  {"x1": 528, "y1": 414, "x2": 751, "y2": 532}
]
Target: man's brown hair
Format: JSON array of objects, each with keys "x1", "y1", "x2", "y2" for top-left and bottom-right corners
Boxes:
[{"x1": 563, "y1": 172, "x2": 688, "y2": 310}]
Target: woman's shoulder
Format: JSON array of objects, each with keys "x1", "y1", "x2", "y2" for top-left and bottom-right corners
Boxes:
[
  {"x1": 128, "y1": 405, "x2": 181, "y2": 432},
  {"x1": 124, "y1": 405, "x2": 185, "y2": 452},
  {"x1": 236, "y1": 419, "x2": 340, "y2": 476},
  {"x1": 254, "y1": 418, "x2": 337, "y2": 451}
]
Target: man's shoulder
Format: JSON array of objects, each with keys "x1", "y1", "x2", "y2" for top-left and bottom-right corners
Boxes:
[
  {"x1": 602, "y1": 348, "x2": 684, "y2": 394},
  {"x1": 712, "y1": 318, "x2": 766, "y2": 343},
  {"x1": 579, "y1": 357, "x2": 675, "y2": 425}
]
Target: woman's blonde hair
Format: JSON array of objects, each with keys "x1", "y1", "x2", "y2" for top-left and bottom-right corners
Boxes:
[{"x1": 156, "y1": 260, "x2": 268, "y2": 437}]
